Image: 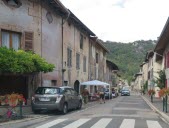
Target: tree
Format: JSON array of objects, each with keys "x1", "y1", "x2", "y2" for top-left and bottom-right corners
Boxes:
[{"x1": 154, "y1": 70, "x2": 166, "y2": 89}]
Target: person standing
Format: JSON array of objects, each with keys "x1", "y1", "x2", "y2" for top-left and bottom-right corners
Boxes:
[{"x1": 99, "y1": 86, "x2": 105, "y2": 104}]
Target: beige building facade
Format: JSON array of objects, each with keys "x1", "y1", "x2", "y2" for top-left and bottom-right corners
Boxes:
[{"x1": 0, "y1": 0, "x2": 112, "y2": 102}]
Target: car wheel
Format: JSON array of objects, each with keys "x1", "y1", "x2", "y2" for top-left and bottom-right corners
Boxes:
[
  {"x1": 77, "y1": 100, "x2": 82, "y2": 109},
  {"x1": 62, "y1": 103, "x2": 68, "y2": 114}
]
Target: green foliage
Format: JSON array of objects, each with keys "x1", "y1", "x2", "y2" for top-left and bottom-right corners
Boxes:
[
  {"x1": 0, "y1": 47, "x2": 55, "y2": 74},
  {"x1": 154, "y1": 70, "x2": 166, "y2": 89},
  {"x1": 103, "y1": 40, "x2": 156, "y2": 83}
]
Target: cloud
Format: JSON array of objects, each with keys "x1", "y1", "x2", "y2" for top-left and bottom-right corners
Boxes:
[{"x1": 60, "y1": 0, "x2": 169, "y2": 43}]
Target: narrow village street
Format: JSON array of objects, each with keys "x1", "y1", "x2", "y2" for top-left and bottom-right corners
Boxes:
[
  {"x1": 1, "y1": 92, "x2": 169, "y2": 128},
  {"x1": 1, "y1": 0, "x2": 169, "y2": 128}
]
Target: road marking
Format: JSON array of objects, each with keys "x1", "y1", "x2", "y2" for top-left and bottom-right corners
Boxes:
[
  {"x1": 147, "y1": 120, "x2": 162, "y2": 128},
  {"x1": 90, "y1": 118, "x2": 112, "y2": 128},
  {"x1": 36, "y1": 119, "x2": 67, "y2": 128},
  {"x1": 63, "y1": 118, "x2": 90, "y2": 128},
  {"x1": 119, "y1": 119, "x2": 135, "y2": 128}
]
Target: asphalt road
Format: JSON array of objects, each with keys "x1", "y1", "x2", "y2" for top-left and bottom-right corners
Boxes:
[{"x1": 1, "y1": 93, "x2": 169, "y2": 128}]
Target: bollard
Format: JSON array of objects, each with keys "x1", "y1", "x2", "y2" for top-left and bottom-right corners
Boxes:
[
  {"x1": 151, "y1": 95, "x2": 153, "y2": 103},
  {"x1": 166, "y1": 95, "x2": 168, "y2": 113},
  {"x1": 19, "y1": 101, "x2": 23, "y2": 118},
  {"x1": 163, "y1": 97, "x2": 165, "y2": 112}
]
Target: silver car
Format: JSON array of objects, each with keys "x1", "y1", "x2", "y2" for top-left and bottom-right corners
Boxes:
[{"x1": 31, "y1": 86, "x2": 82, "y2": 114}]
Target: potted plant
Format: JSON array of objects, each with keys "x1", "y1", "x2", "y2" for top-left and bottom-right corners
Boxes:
[{"x1": 148, "y1": 89, "x2": 155, "y2": 96}]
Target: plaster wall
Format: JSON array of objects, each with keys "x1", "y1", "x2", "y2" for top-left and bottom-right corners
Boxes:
[
  {"x1": 40, "y1": 3, "x2": 63, "y2": 86},
  {"x1": 142, "y1": 63, "x2": 148, "y2": 82},
  {"x1": 62, "y1": 21, "x2": 89, "y2": 87},
  {"x1": 0, "y1": 0, "x2": 64, "y2": 86}
]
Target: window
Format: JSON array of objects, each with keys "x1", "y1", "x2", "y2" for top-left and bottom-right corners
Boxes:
[
  {"x1": 1, "y1": 30, "x2": 21, "y2": 50},
  {"x1": 64, "y1": 81, "x2": 68, "y2": 86},
  {"x1": 83, "y1": 56, "x2": 86, "y2": 72},
  {"x1": 35, "y1": 87, "x2": 60, "y2": 95},
  {"x1": 96, "y1": 53, "x2": 99, "y2": 63},
  {"x1": 80, "y1": 34, "x2": 83, "y2": 49},
  {"x1": 67, "y1": 48, "x2": 72, "y2": 67},
  {"x1": 51, "y1": 80, "x2": 57, "y2": 86},
  {"x1": 76, "y1": 53, "x2": 80, "y2": 69},
  {"x1": 46, "y1": 12, "x2": 53, "y2": 24}
]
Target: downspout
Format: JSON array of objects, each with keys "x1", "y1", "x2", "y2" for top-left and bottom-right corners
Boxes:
[
  {"x1": 40, "y1": 0, "x2": 43, "y2": 86},
  {"x1": 89, "y1": 38, "x2": 91, "y2": 80},
  {"x1": 62, "y1": 10, "x2": 70, "y2": 86}
]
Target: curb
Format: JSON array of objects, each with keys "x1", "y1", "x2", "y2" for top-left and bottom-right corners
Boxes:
[
  {"x1": 142, "y1": 96, "x2": 169, "y2": 124},
  {"x1": 0, "y1": 115, "x2": 50, "y2": 126}
]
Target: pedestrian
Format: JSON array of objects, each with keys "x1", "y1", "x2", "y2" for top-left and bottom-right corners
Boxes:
[
  {"x1": 99, "y1": 86, "x2": 105, "y2": 104},
  {"x1": 82, "y1": 88, "x2": 89, "y2": 104},
  {"x1": 112, "y1": 88, "x2": 115, "y2": 98}
]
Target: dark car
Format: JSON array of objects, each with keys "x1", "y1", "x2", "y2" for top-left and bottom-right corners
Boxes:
[
  {"x1": 121, "y1": 88, "x2": 130, "y2": 96},
  {"x1": 31, "y1": 86, "x2": 82, "y2": 114}
]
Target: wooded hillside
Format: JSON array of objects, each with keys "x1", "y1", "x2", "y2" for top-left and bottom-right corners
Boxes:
[{"x1": 103, "y1": 40, "x2": 156, "y2": 83}]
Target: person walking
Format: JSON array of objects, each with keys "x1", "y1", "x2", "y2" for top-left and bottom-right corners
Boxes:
[
  {"x1": 99, "y1": 86, "x2": 105, "y2": 104},
  {"x1": 82, "y1": 88, "x2": 89, "y2": 104}
]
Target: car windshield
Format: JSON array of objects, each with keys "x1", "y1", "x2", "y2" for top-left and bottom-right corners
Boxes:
[{"x1": 35, "y1": 87, "x2": 60, "y2": 95}]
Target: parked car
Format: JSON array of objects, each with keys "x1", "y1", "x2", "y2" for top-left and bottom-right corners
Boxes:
[
  {"x1": 31, "y1": 86, "x2": 82, "y2": 114},
  {"x1": 121, "y1": 88, "x2": 130, "y2": 96}
]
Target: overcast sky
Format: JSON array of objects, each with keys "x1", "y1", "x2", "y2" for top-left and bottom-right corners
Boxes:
[{"x1": 60, "y1": 0, "x2": 169, "y2": 43}]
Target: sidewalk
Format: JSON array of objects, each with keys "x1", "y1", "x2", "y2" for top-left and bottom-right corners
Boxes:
[
  {"x1": 0, "y1": 99, "x2": 100, "y2": 124},
  {"x1": 142, "y1": 95, "x2": 169, "y2": 123}
]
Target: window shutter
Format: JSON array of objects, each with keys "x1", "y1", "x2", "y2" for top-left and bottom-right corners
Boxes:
[{"x1": 24, "y1": 32, "x2": 33, "y2": 51}]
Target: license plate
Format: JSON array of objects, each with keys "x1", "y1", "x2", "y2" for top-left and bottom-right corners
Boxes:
[{"x1": 39, "y1": 97, "x2": 50, "y2": 101}]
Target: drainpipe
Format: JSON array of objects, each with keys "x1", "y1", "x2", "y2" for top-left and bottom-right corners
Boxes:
[
  {"x1": 40, "y1": 0, "x2": 43, "y2": 86},
  {"x1": 62, "y1": 10, "x2": 70, "y2": 86}
]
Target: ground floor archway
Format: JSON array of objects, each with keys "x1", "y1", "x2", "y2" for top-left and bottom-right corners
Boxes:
[{"x1": 74, "y1": 80, "x2": 80, "y2": 94}]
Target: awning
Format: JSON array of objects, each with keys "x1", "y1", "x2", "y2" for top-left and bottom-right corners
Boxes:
[
  {"x1": 80, "y1": 80, "x2": 110, "y2": 86},
  {"x1": 80, "y1": 80, "x2": 111, "y2": 99}
]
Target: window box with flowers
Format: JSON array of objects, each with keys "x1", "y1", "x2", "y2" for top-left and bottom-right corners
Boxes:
[
  {"x1": 158, "y1": 88, "x2": 169, "y2": 98},
  {"x1": 0, "y1": 93, "x2": 26, "y2": 118},
  {"x1": 0, "y1": 93, "x2": 26, "y2": 107}
]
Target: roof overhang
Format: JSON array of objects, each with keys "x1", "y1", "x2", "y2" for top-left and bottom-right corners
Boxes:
[
  {"x1": 47, "y1": 0, "x2": 69, "y2": 17},
  {"x1": 140, "y1": 62, "x2": 147, "y2": 67},
  {"x1": 90, "y1": 38, "x2": 109, "y2": 53},
  {"x1": 154, "y1": 17, "x2": 169, "y2": 55},
  {"x1": 134, "y1": 72, "x2": 142, "y2": 77},
  {"x1": 145, "y1": 50, "x2": 154, "y2": 62},
  {"x1": 106, "y1": 60, "x2": 119, "y2": 70}
]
